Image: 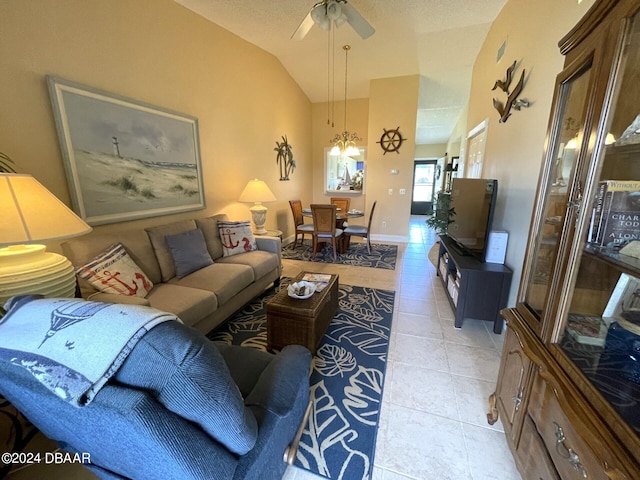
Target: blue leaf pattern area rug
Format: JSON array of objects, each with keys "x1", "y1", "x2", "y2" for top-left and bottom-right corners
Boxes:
[
  {"x1": 282, "y1": 241, "x2": 397, "y2": 270},
  {"x1": 208, "y1": 279, "x2": 395, "y2": 480}
]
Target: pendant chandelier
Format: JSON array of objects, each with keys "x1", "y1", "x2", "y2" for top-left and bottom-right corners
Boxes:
[{"x1": 330, "y1": 44, "x2": 361, "y2": 156}]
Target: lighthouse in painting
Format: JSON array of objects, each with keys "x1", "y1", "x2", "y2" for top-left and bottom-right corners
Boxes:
[{"x1": 112, "y1": 136, "x2": 122, "y2": 158}]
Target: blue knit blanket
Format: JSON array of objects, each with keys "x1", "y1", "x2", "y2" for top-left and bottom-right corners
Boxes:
[{"x1": 0, "y1": 296, "x2": 178, "y2": 406}]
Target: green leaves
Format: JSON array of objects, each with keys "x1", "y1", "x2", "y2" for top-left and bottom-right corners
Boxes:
[{"x1": 0, "y1": 152, "x2": 16, "y2": 173}]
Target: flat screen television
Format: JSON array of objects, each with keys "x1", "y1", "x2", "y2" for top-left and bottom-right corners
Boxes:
[{"x1": 446, "y1": 178, "x2": 498, "y2": 262}]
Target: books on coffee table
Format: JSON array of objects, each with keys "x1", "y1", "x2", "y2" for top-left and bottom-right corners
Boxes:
[{"x1": 302, "y1": 273, "x2": 332, "y2": 292}]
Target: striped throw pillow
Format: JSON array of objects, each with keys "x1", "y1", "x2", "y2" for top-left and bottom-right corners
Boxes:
[
  {"x1": 217, "y1": 221, "x2": 257, "y2": 257},
  {"x1": 76, "y1": 243, "x2": 153, "y2": 297}
]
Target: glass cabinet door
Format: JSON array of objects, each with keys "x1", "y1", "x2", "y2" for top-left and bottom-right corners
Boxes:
[
  {"x1": 521, "y1": 62, "x2": 593, "y2": 327},
  {"x1": 553, "y1": 8, "x2": 640, "y2": 441}
]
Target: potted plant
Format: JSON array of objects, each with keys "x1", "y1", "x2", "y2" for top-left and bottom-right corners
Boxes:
[
  {"x1": 425, "y1": 191, "x2": 454, "y2": 236},
  {"x1": 0, "y1": 151, "x2": 16, "y2": 173},
  {"x1": 0, "y1": 152, "x2": 16, "y2": 316}
]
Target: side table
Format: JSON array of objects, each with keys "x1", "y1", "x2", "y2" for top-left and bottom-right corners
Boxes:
[{"x1": 256, "y1": 229, "x2": 283, "y2": 241}]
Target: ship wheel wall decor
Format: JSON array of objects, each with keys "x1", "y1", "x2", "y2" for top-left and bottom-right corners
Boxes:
[{"x1": 377, "y1": 127, "x2": 404, "y2": 154}]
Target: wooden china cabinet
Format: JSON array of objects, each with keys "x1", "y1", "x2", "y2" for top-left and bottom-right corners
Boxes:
[{"x1": 488, "y1": 0, "x2": 640, "y2": 478}]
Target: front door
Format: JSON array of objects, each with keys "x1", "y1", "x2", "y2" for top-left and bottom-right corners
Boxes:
[{"x1": 410, "y1": 160, "x2": 437, "y2": 215}]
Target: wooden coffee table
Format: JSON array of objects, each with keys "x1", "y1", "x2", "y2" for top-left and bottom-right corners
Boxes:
[{"x1": 266, "y1": 272, "x2": 339, "y2": 354}]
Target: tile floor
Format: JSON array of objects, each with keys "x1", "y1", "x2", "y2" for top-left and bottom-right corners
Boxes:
[
  {"x1": 8, "y1": 217, "x2": 521, "y2": 480},
  {"x1": 282, "y1": 216, "x2": 521, "y2": 480}
]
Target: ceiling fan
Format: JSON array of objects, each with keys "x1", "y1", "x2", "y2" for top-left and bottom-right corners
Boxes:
[{"x1": 291, "y1": 0, "x2": 375, "y2": 41}]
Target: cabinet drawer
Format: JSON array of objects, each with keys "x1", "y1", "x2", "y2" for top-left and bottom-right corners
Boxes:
[
  {"x1": 519, "y1": 415, "x2": 560, "y2": 480},
  {"x1": 528, "y1": 375, "x2": 620, "y2": 480}
]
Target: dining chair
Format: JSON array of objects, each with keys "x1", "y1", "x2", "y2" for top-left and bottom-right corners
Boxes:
[
  {"x1": 330, "y1": 197, "x2": 351, "y2": 213},
  {"x1": 344, "y1": 200, "x2": 377, "y2": 254},
  {"x1": 289, "y1": 200, "x2": 314, "y2": 248},
  {"x1": 310, "y1": 204, "x2": 343, "y2": 262}
]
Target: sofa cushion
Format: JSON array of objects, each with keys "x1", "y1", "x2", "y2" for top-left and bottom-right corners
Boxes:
[
  {"x1": 115, "y1": 321, "x2": 258, "y2": 455},
  {"x1": 196, "y1": 214, "x2": 229, "y2": 260},
  {"x1": 217, "y1": 250, "x2": 280, "y2": 281},
  {"x1": 218, "y1": 221, "x2": 257, "y2": 257},
  {"x1": 145, "y1": 283, "x2": 217, "y2": 326},
  {"x1": 165, "y1": 229, "x2": 214, "y2": 279},
  {"x1": 169, "y1": 263, "x2": 254, "y2": 306},
  {"x1": 146, "y1": 220, "x2": 198, "y2": 282},
  {"x1": 76, "y1": 243, "x2": 153, "y2": 298}
]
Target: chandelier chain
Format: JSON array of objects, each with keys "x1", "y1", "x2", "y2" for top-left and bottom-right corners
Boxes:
[{"x1": 343, "y1": 44, "x2": 350, "y2": 132}]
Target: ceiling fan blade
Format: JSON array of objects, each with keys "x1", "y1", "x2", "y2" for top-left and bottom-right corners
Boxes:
[
  {"x1": 341, "y1": 2, "x2": 375, "y2": 39},
  {"x1": 291, "y1": 10, "x2": 315, "y2": 40}
]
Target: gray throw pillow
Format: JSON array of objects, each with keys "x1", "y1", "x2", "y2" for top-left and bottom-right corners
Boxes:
[{"x1": 165, "y1": 229, "x2": 213, "y2": 278}]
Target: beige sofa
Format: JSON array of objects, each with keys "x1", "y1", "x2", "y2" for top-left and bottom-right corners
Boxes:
[{"x1": 61, "y1": 214, "x2": 281, "y2": 334}]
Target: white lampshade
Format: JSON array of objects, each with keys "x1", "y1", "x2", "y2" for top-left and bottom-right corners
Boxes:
[
  {"x1": 239, "y1": 179, "x2": 277, "y2": 204},
  {"x1": 0, "y1": 174, "x2": 92, "y2": 245},
  {"x1": 0, "y1": 174, "x2": 92, "y2": 304},
  {"x1": 239, "y1": 179, "x2": 276, "y2": 235}
]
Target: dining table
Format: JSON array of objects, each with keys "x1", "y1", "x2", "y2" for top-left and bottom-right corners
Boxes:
[{"x1": 302, "y1": 207, "x2": 365, "y2": 253}]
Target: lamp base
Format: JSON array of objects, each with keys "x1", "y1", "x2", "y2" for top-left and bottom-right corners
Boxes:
[
  {"x1": 249, "y1": 204, "x2": 269, "y2": 235},
  {"x1": 0, "y1": 244, "x2": 77, "y2": 305}
]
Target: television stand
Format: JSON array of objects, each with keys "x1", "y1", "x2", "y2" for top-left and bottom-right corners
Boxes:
[
  {"x1": 447, "y1": 240, "x2": 469, "y2": 257},
  {"x1": 436, "y1": 235, "x2": 512, "y2": 334}
]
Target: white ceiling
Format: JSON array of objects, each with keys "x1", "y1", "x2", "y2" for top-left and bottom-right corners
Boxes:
[{"x1": 175, "y1": 0, "x2": 508, "y2": 145}]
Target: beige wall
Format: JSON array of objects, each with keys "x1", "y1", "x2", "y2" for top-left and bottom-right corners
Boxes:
[
  {"x1": 366, "y1": 76, "x2": 420, "y2": 241},
  {"x1": 311, "y1": 76, "x2": 420, "y2": 239},
  {"x1": 415, "y1": 144, "x2": 446, "y2": 159},
  {"x1": 2, "y1": 0, "x2": 601, "y2": 281},
  {"x1": 464, "y1": 0, "x2": 597, "y2": 303},
  {"x1": 0, "y1": 0, "x2": 313, "y2": 251}
]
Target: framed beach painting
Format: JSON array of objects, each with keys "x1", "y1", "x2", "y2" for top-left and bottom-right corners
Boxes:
[{"x1": 47, "y1": 76, "x2": 205, "y2": 225}]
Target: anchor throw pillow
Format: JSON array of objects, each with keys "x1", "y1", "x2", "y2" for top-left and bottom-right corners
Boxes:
[
  {"x1": 76, "y1": 243, "x2": 153, "y2": 297},
  {"x1": 218, "y1": 221, "x2": 257, "y2": 257}
]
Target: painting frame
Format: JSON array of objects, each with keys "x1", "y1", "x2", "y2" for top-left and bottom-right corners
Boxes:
[{"x1": 47, "y1": 76, "x2": 205, "y2": 225}]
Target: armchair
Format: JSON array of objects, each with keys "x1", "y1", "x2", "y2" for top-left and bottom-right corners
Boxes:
[{"x1": 0, "y1": 298, "x2": 311, "y2": 480}]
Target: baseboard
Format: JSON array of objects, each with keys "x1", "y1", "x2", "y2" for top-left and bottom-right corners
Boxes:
[
  {"x1": 371, "y1": 234, "x2": 409, "y2": 243},
  {"x1": 283, "y1": 233, "x2": 408, "y2": 245}
]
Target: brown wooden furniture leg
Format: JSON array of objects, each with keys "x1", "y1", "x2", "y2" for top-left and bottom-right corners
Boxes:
[
  {"x1": 283, "y1": 399, "x2": 312, "y2": 465},
  {"x1": 487, "y1": 392, "x2": 499, "y2": 425}
]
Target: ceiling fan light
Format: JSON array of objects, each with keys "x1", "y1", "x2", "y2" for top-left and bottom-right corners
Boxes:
[
  {"x1": 317, "y1": 17, "x2": 331, "y2": 30},
  {"x1": 310, "y1": 4, "x2": 327, "y2": 25},
  {"x1": 334, "y1": 12, "x2": 347, "y2": 28},
  {"x1": 326, "y1": 1, "x2": 342, "y2": 21}
]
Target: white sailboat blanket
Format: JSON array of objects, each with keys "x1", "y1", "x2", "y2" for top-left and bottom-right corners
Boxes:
[{"x1": 0, "y1": 296, "x2": 179, "y2": 407}]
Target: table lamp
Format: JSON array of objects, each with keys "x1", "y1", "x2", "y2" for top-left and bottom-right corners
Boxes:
[
  {"x1": 238, "y1": 179, "x2": 276, "y2": 234},
  {"x1": 0, "y1": 174, "x2": 92, "y2": 305}
]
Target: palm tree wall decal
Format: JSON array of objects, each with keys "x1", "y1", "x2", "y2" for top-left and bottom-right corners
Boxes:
[{"x1": 274, "y1": 135, "x2": 296, "y2": 181}]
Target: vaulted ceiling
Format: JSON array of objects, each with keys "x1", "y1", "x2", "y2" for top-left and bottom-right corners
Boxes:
[{"x1": 176, "y1": 0, "x2": 508, "y2": 144}]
